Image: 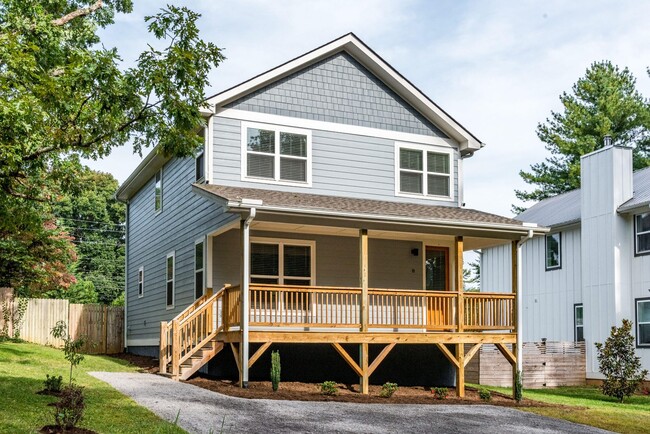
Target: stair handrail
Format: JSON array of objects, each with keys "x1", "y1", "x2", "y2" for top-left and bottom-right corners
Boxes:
[{"x1": 177, "y1": 287, "x2": 226, "y2": 366}]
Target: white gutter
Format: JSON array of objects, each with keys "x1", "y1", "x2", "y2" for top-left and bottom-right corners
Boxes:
[
  {"x1": 516, "y1": 229, "x2": 534, "y2": 373},
  {"x1": 241, "y1": 207, "x2": 256, "y2": 388}
]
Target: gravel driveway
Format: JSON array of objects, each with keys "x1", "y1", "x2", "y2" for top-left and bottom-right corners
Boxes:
[{"x1": 90, "y1": 372, "x2": 611, "y2": 434}]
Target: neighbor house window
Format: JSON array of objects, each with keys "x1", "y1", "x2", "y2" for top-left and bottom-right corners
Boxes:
[
  {"x1": 574, "y1": 304, "x2": 584, "y2": 342},
  {"x1": 195, "y1": 128, "x2": 206, "y2": 182},
  {"x1": 195, "y1": 239, "x2": 205, "y2": 299},
  {"x1": 396, "y1": 144, "x2": 452, "y2": 198},
  {"x1": 138, "y1": 266, "x2": 144, "y2": 298},
  {"x1": 635, "y1": 213, "x2": 650, "y2": 255},
  {"x1": 637, "y1": 298, "x2": 650, "y2": 347},
  {"x1": 166, "y1": 252, "x2": 175, "y2": 308},
  {"x1": 250, "y1": 239, "x2": 314, "y2": 286},
  {"x1": 242, "y1": 123, "x2": 311, "y2": 185},
  {"x1": 154, "y1": 169, "x2": 162, "y2": 212},
  {"x1": 545, "y1": 232, "x2": 561, "y2": 270}
]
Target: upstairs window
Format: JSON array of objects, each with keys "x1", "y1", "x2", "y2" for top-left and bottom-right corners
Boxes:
[
  {"x1": 637, "y1": 298, "x2": 650, "y2": 347},
  {"x1": 242, "y1": 123, "x2": 311, "y2": 186},
  {"x1": 154, "y1": 169, "x2": 162, "y2": 212},
  {"x1": 396, "y1": 144, "x2": 452, "y2": 199},
  {"x1": 635, "y1": 213, "x2": 650, "y2": 255},
  {"x1": 545, "y1": 232, "x2": 561, "y2": 270},
  {"x1": 138, "y1": 266, "x2": 144, "y2": 298},
  {"x1": 574, "y1": 304, "x2": 584, "y2": 342},
  {"x1": 166, "y1": 252, "x2": 175, "y2": 309}
]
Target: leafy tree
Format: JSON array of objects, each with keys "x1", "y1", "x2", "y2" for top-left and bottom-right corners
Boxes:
[
  {"x1": 0, "y1": 1, "x2": 223, "y2": 294},
  {"x1": 51, "y1": 320, "x2": 87, "y2": 385},
  {"x1": 515, "y1": 61, "x2": 650, "y2": 212},
  {"x1": 595, "y1": 319, "x2": 648, "y2": 402}
]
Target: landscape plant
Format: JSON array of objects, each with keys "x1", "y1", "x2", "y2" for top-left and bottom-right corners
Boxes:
[
  {"x1": 595, "y1": 319, "x2": 649, "y2": 402},
  {"x1": 51, "y1": 320, "x2": 87, "y2": 385},
  {"x1": 379, "y1": 382, "x2": 398, "y2": 398},
  {"x1": 270, "y1": 350, "x2": 281, "y2": 392},
  {"x1": 432, "y1": 387, "x2": 448, "y2": 400},
  {"x1": 1, "y1": 295, "x2": 28, "y2": 339},
  {"x1": 53, "y1": 384, "x2": 85, "y2": 431},
  {"x1": 43, "y1": 374, "x2": 63, "y2": 394},
  {"x1": 479, "y1": 388, "x2": 492, "y2": 401},
  {"x1": 318, "y1": 381, "x2": 338, "y2": 396}
]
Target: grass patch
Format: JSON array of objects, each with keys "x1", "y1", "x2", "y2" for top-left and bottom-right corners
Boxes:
[
  {"x1": 0, "y1": 340, "x2": 186, "y2": 434},
  {"x1": 472, "y1": 383, "x2": 650, "y2": 434}
]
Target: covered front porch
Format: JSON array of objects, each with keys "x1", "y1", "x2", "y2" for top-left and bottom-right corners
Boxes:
[{"x1": 160, "y1": 184, "x2": 544, "y2": 396}]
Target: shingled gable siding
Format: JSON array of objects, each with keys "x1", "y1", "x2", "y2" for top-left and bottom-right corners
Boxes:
[
  {"x1": 126, "y1": 157, "x2": 237, "y2": 344},
  {"x1": 226, "y1": 52, "x2": 447, "y2": 137},
  {"x1": 212, "y1": 117, "x2": 459, "y2": 206}
]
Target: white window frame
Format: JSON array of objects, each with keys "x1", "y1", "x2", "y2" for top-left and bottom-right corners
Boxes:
[
  {"x1": 194, "y1": 238, "x2": 205, "y2": 299},
  {"x1": 250, "y1": 237, "x2": 316, "y2": 285},
  {"x1": 195, "y1": 127, "x2": 207, "y2": 183},
  {"x1": 154, "y1": 169, "x2": 163, "y2": 214},
  {"x1": 545, "y1": 232, "x2": 562, "y2": 271},
  {"x1": 635, "y1": 212, "x2": 650, "y2": 256},
  {"x1": 240, "y1": 121, "x2": 312, "y2": 187},
  {"x1": 137, "y1": 266, "x2": 144, "y2": 298},
  {"x1": 637, "y1": 298, "x2": 650, "y2": 348},
  {"x1": 574, "y1": 304, "x2": 584, "y2": 342},
  {"x1": 166, "y1": 251, "x2": 175, "y2": 310},
  {"x1": 394, "y1": 142, "x2": 454, "y2": 201}
]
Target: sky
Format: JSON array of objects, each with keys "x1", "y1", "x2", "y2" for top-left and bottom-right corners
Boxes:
[{"x1": 88, "y1": 0, "x2": 650, "y2": 217}]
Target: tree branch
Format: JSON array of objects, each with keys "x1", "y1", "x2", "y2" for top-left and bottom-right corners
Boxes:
[{"x1": 51, "y1": 0, "x2": 104, "y2": 27}]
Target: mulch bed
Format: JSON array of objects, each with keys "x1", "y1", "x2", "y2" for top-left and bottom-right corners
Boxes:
[
  {"x1": 108, "y1": 353, "x2": 159, "y2": 373},
  {"x1": 39, "y1": 426, "x2": 98, "y2": 434}
]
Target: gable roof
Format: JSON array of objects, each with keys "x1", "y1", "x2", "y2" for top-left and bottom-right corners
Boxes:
[
  {"x1": 207, "y1": 33, "x2": 484, "y2": 156},
  {"x1": 516, "y1": 166, "x2": 650, "y2": 228}
]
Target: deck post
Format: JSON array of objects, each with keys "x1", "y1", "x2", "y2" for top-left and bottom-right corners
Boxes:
[
  {"x1": 455, "y1": 236, "x2": 464, "y2": 332},
  {"x1": 456, "y1": 343, "x2": 465, "y2": 397},
  {"x1": 360, "y1": 343, "x2": 369, "y2": 394},
  {"x1": 511, "y1": 240, "x2": 519, "y2": 397},
  {"x1": 359, "y1": 229, "x2": 368, "y2": 332},
  {"x1": 171, "y1": 319, "x2": 180, "y2": 379}
]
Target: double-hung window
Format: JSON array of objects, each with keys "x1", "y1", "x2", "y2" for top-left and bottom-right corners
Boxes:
[
  {"x1": 396, "y1": 144, "x2": 452, "y2": 199},
  {"x1": 137, "y1": 266, "x2": 144, "y2": 298},
  {"x1": 635, "y1": 213, "x2": 650, "y2": 255},
  {"x1": 195, "y1": 239, "x2": 205, "y2": 299},
  {"x1": 154, "y1": 169, "x2": 162, "y2": 212},
  {"x1": 166, "y1": 252, "x2": 175, "y2": 309},
  {"x1": 242, "y1": 123, "x2": 311, "y2": 185},
  {"x1": 545, "y1": 233, "x2": 561, "y2": 270},
  {"x1": 574, "y1": 304, "x2": 584, "y2": 342},
  {"x1": 637, "y1": 298, "x2": 650, "y2": 347}
]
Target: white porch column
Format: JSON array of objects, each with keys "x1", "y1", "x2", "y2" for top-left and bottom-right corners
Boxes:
[{"x1": 240, "y1": 209, "x2": 256, "y2": 388}]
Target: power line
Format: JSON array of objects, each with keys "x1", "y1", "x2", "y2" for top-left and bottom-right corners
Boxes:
[
  {"x1": 55, "y1": 216, "x2": 124, "y2": 227},
  {"x1": 61, "y1": 225, "x2": 125, "y2": 234}
]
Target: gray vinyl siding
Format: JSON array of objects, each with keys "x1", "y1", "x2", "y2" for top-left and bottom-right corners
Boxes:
[
  {"x1": 126, "y1": 157, "x2": 236, "y2": 342},
  {"x1": 212, "y1": 229, "x2": 423, "y2": 290},
  {"x1": 213, "y1": 116, "x2": 459, "y2": 206},
  {"x1": 226, "y1": 52, "x2": 447, "y2": 137}
]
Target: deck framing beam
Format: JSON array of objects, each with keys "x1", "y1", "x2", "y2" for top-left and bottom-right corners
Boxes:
[
  {"x1": 248, "y1": 342, "x2": 272, "y2": 369},
  {"x1": 248, "y1": 331, "x2": 515, "y2": 345}
]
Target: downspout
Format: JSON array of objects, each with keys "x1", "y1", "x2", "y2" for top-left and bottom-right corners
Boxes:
[
  {"x1": 123, "y1": 201, "x2": 129, "y2": 352},
  {"x1": 516, "y1": 229, "x2": 534, "y2": 373},
  {"x1": 241, "y1": 207, "x2": 256, "y2": 388}
]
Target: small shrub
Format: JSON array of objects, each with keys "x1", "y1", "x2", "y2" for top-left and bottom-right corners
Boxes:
[
  {"x1": 44, "y1": 374, "x2": 63, "y2": 394},
  {"x1": 318, "y1": 381, "x2": 338, "y2": 396},
  {"x1": 379, "y1": 382, "x2": 398, "y2": 398},
  {"x1": 432, "y1": 387, "x2": 448, "y2": 400},
  {"x1": 54, "y1": 384, "x2": 85, "y2": 430},
  {"x1": 595, "y1": 319, "x2": 649, "y2": 402},
  {"x1": 270, "y1": 350, "x2": 281, "y2": 392},
  {"x1": 51, "y1": 320, "x2": 86, "y2": 385},
  {"x1": 479, "y1": 388, "x2": 491, "y2": 401},
  {"x1": 514, "y1": 369, "x2": 523, "y2": 402}
]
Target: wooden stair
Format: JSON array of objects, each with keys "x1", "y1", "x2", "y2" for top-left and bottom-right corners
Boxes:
[{"x1": 170, "y1": 338, "x2": 224, "y2": 380}]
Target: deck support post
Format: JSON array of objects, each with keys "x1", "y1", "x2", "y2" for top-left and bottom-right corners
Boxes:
[
  {"x1": 455, "y1": 343, "x2": 465, "y2": 397},
  {"x1": 455, "y1": 236, "x2": 464, "y2": 397},
  {"x1": 360, "y1": 343, "x2": 369, "y2": 394},
  {"x1": 359, "y1": 229, "x2": 368, "y2": 332},
  {"x1": 171, "y1": 319, "x2": 180, "y2": 380},
  {"x1": 511, "y1": 240, "x2": 519, "y2": 398}
]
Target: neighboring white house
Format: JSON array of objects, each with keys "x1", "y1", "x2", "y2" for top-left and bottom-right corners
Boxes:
[{"x1": 482, "y1": 144, "x2": 650, "y2": 380}]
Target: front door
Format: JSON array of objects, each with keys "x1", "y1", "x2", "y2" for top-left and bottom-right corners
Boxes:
[{"x1": 425, "y1": 246, "x2": 449, "y2": 327}]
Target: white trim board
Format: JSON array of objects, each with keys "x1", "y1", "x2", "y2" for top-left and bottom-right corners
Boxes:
[{"x1": 218, "y1": 109, "x2": 458, "y2": 149}]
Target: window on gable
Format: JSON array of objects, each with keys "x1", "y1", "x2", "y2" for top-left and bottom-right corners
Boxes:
[
  {"x1": 397, "y1": 146, "x2": 451, "y2": 198},
  {"x1": 574, "y1": 304, "x2": 584, "y2": 342},
  {"x1": 195, "y1": 127, "x2": 206, "y2": 182},
  {"x1": 635, "y1": 213, "x2": 650, "y2": 255},
  {"x1": 545, "y1": 232, "x2": 561, "y2": 270},
  {"x1": 138, "y1": 266, "x2": 144, "y2": 298},
  {"x1": 154, "y1": 169, "x2": 162, "y2": 212},
  {"x1": 244, "y1": 124, "x2": 310, "y2": 185},
  {"x1": 195, "y1": 240, "x2": 205, "y2": 299},
  {"x1": 637, "y1": 298, "x2": 650, "y2": 347},
  {"x1": 166, "y1": 252, "x2": 174, "y2": 308}
]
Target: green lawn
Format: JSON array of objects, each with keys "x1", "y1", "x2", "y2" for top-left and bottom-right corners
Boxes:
[
  {"x1": 474, "y1": 384, "x2": 650, "y2": 434},
  {"x1": 0, "y1": 340, "x2": 186, "y2": 434}
]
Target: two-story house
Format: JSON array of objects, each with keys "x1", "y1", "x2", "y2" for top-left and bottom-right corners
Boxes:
[
  {"x1": 116, "y1": 33, "x2": 546, "y2": 395},
  {"x1": 481, "y1": 143, "x2": 650, "y2": 383}
]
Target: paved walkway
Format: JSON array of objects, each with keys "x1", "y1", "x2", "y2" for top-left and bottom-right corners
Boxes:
[{"x1": 90, "y1": 372, "x2": 611, "y2": 434}]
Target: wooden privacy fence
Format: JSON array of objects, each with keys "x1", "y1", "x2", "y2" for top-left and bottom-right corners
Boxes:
[
  {"x1": 0, "y1": 289, "x2": 123, "y2": 354},
  {"x1": 466, "y1": 341, "x2": 586, "y2": 388}
]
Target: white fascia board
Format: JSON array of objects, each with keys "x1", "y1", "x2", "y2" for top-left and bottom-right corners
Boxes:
[{"x1": 116, "y1": 147, "x2": 170, "y2": 202}]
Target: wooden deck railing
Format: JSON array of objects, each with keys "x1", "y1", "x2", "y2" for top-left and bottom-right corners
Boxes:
[{"x1": 240, "y1": 284, "x2": 514, "y2": 332}]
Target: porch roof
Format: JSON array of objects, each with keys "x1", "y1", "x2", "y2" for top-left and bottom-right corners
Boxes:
[{"x1": 193, "y1": 184, "x2": 545, "y2": 237}]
